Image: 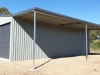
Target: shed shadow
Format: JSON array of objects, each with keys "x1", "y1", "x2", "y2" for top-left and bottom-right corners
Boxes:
[
  {"x1": 90, "y1": 52, "x2": 100, "y2": 55},
  {"x1": 35, "y1": 59, "x2": 52, "y2": 69}
]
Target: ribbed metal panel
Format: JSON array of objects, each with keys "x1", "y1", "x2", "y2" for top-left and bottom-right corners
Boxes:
[
  {"x1": 10, "y1": 18, "x2": 89, "y2": 61},
  {"x1": 0, "y1": 24, "x2": 10, "y2": 59},
  {"x1": 10, "y1": 18, "x2": 47, "y2": 61}
]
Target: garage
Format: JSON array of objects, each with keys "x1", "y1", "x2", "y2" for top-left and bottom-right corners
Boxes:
[{"x1": 0, "y1": 7, "x2": 100, "y2": 62}]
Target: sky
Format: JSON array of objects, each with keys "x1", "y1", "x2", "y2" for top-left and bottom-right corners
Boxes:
[{"x1": 0, "y1": 0, "x2": 100, "y2": 24}]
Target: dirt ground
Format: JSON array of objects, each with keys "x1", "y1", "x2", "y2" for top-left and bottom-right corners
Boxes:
[
  {"x1": 90, "y1": 48, "x2": 100, "y2": 53},
  {"x1": 0, "y1": 55, "x2": 100, "y2": 75}
]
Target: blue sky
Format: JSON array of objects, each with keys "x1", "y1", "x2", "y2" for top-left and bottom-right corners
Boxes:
[{"x1": 0, "y1": 0, "x2": 100, "y2": 24}]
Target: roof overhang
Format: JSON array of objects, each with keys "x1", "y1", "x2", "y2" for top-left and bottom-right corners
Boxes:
[{"x1": 10, "y1": 7, "x2": 100, "y2": 30}]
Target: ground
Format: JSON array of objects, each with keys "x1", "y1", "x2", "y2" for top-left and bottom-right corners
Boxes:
[{"x1": 0, "y1": 55, "x2": 100, "y2": 75}]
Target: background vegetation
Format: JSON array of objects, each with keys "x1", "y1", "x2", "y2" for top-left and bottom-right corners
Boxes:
[
  {"x1": 0, "y1": 7, "x2": 11, "y2": 15},
  {"x1": 90, "y1": 30, "x2": 100, "y2": 51},
  {"x1": 91, "y1": 41, "x2": 100, "y2": 50}
]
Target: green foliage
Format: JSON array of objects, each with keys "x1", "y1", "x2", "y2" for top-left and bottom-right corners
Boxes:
[
  {"x1": 96, "y1": 30, "x2": 100, "y2": 36},
  {"x1": 90, "y1": 30, "x2": 100, "y2": 43},
  {"x1": 91, "y1": 41, "x2": 100, "y2": 50},
  {"x1": 90, "y1": 30, "x2": 96, "y2": 42},
  {"x1": 0, "y1": 7, "x2": 11, "y2": 15}
]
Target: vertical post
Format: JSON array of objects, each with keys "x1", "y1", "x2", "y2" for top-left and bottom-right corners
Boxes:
[
  {"x1": 33, "y1": 10, "x2": 36, "y2": 69},
  {"x1": 85, "y1": 24, "x2": 88, "y2": 61}
]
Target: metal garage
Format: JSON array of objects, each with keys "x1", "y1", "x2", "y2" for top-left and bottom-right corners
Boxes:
[{"x1": 0, "y1": 7, "x2": 100, "y2": 63}]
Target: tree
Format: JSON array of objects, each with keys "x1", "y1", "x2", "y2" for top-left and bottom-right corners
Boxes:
[
  {"x1": 90, "y1": 30, "x2": 96, "y2": 43},
  {"x1": 0, "y1": 7, "x2": 11, "y2": 15},
  {"x1": 90, "y1": 30, "x2": 100, "y2": 43},
  {"x1": 96, "y1": 30, "x2": 100, "y2": 36}
]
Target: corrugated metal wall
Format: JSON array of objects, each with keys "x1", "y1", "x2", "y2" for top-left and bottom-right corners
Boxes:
[
  {"x1": 0, "y1": 23, "x2": 10, "y2": 59},
  {"x1": 10, "y1": 18, "x2": 89, "y2": 61}
]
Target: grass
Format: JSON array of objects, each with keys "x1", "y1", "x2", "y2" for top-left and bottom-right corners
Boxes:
[{"x1": 91, "y1": 40, "x2": 100, "y2": 50}]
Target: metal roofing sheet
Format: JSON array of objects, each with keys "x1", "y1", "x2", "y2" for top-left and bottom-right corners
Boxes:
[{"x1": 1, "y1": 7, "x2": 100, "y2": 29}]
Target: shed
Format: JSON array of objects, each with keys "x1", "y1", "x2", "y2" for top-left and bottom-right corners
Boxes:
[{"x1": 0, "y1": 7, "x2": 100, "y2": 61}]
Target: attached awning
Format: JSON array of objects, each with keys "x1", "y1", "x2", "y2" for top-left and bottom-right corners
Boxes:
[{"x1": 12, "y1": 7, "x2": 100, "y2": 30}]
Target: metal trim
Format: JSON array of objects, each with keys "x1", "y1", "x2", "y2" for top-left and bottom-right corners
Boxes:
[{"x1": 0, "y1": 22, "x2": 10, "y2": 26}]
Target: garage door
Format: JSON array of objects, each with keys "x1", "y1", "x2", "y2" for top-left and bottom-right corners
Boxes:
[{"x1": 0, "y1": 23, "x2": 10, "y2": 59}]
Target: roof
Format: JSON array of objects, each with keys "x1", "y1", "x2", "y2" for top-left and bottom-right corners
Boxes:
[{"x1": 1, "y1": 7, "x2": 100, "y2": 30}]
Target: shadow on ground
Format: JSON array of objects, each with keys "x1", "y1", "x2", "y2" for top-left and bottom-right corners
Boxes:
[
  {"x1": 35, "y1": 59, "x2": 52, "y2": 69},
  {"x1": 90, "y1": 52, "x2": 100, "y2": 55}
]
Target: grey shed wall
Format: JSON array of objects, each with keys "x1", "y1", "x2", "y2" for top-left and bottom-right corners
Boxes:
[
  {"x1": 0, "y1": 23, "x2": 10, "y2": 59},
  {"x1": 10, "y1": 18, "x2": 90, "y2": 61}
]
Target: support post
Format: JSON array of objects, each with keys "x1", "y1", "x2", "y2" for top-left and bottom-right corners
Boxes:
[
  {"x1": 85, "y1": 24, "x2": 88, "y2": 61},
  {"x1": 33, "y1": 10, "x2": 36, "y2": 69}
]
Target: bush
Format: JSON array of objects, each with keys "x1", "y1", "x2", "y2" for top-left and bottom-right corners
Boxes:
[{"x1": 91, "y1": 41, "x2": 100, "y2": 50}]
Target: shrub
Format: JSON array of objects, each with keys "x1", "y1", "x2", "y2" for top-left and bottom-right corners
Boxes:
[{"x1": 91, "y1": 41, "x2": 100, "y2": 50}]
